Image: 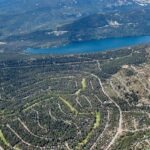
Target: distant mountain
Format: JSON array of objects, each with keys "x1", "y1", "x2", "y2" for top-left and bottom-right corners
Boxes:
[
  {"x1": 1, "y1": 0, "x2": 150, "y2": 53},
  {"x1": 2, "y1": 7, "x2": 150, "y2": 53},
  {"x1": 0, "y1": 0, "x2": 150, "y2": 38},
  {"x1": 57, "y1": 8, "x2": 150, "y2": 41}
]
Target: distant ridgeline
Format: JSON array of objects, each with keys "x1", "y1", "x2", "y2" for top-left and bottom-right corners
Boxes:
[{"x1": 2, "y1": 8, "x2": 150, "y2": 53}]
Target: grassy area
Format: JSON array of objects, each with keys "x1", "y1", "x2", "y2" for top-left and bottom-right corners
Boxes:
[
  {"x1": 75, "y1": 78, "x2": 87, "y2": 97},
  {"x1": 81, "y1": 78, "x2": 87, "y2": 91},
  {"x1": 76, "y1": 130, "x2": 93, "y2": 150},
  {"x1": 75, "y1": 89, "x2": 82, "y2": 96},
  {"x1": 0, "y1": 130, "x2": 10, "y2": 147},
  {"x1": 76, "y1": 111, "x2": 101, "y2": 150},
  {"x1": 59, "y1": 96, "x2": 78, "y2": 115},
  {"x1": 94, "y1": 111, "x2": 101, "y2": 129},
  {"x1": 14, "y1": 145, "x2": 22, "y2": 150}
]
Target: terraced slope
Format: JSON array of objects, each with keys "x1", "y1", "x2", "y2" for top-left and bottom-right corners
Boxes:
[{"x1": 0, "y1": 45, "x2": 150, "y2": 150}]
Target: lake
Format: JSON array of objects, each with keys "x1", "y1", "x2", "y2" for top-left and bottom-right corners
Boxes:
[{"x1": 26, "y1": 36, "x2": 150, "y2": 55}]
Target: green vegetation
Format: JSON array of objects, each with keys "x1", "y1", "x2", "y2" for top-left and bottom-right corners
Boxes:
[
  {"x1": 0, "y1": 130, "x2": 10, "y2": 147},
  {"x1": 14, "y1": 145, "x2": 22, "y2": 150},
  {"x1": 59, "y1": 96, "x2": 78, "y2": 115},
  {"x1": 75, "y1": 78, "x2": 86, "y2": 98},
  {"x1": 114, "y1": 131, "x2": 150, "y2": 150},
  {"x1": 75, "y1": 89, "x2": 82, "y2": 96},
  {"x1": 81, "y1": 78, "x2": 87, "y2": 91},
  {"x1": 76, "y1": 130, "x2": 93, "y2": 150},
  {"x1": 123, "y1": 69, "x2": 135, "y2": 76},
  {"x1": 75, "y1": 78, "x2": 87, "y2": 97},
  {"x1": 76, "y1": 111, "x2": 101, "y2": 150},
  {"x1": 0, "y1": 45, "x2": 149, "y2": 149},
  {"x1": 94, "y1": 111, "x2": 101, "y2": 129}
]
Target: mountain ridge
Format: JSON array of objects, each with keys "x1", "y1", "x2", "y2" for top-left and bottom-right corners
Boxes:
[{"x1": 0, "y1": 0, "x2": 150, "y2": 38}]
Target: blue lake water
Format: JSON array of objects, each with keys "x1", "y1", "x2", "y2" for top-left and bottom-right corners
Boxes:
[{"x1": 26, "y1": 36, "x2": 150, "y2": 55}]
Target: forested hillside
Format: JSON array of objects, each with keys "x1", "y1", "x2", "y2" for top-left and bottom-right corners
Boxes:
[{"x1": 0, "y1": 45, "x2": 150, "y2": 150}]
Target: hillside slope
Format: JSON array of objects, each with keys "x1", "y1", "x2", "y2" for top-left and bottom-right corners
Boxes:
[{"x1": 0, "y1": 45, "x2": 150, "y2": 150}]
